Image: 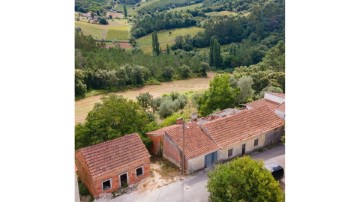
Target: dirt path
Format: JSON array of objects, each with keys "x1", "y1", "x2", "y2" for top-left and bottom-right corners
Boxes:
[{"x1": 75, "y1": 72, "x2": 216, "y2": 124}]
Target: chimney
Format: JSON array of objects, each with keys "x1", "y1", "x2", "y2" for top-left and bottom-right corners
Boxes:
[
  {"x1": 176, "y1": 117, "x2": 184, "y2": 125},
  {"x1": 191, "y1": 113, "x2": 198, "y2": 122}
]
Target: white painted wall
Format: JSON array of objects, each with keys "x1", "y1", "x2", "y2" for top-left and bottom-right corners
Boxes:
[
  {"x1": 218, "y1": 133, "x2": 266, "y2": 161},
  {"x1": 275, "y1": 109, "x2": 285, "y2": 119},
  {"x1": 264, "y1": 93, "x2": 284, "y2": 104},
  {"x1": 188, "y1": 155, "x2": 205, "y2": 173}
]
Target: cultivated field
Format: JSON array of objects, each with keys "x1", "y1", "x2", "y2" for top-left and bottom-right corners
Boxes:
[
  {"x1": 136, "y1": 26, "x2": 204, "y2": 54},
  {"x1": 75, "y1": 72, "x2": 216, "y2": 123},
  {"x1": 205, "y1": 11, "x2": 239, "y2": 17},
  {"x1": 75, "y1": 18, "x2": 130, "y2": 40}
]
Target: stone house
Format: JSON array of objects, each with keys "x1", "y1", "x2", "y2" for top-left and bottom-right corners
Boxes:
[
  {"x1": 75, "y1": 134, "x2": 151, "y2": 197},
  {"x1": 246, "y1": 92, "x2": 285, "y2": 119},
  {"x1": 150, "y1": 105, "x2": 284, "y2": 174}
]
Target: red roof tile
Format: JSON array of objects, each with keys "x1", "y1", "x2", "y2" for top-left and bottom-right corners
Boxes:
[
  {"x1": 202, "y1": 106, "x2": 284, "y2": 148},
  {"x1": 78, "y1": 134, "x2": 150, "y2": 178},
  {"x1": 276, "y1": 102, "x2": 285, "y2": 112},
  {"x1": 246, "y1": 98, "x2": 280, "y2": 111},
  {"x1": 165, "y1": 122, "x2": 219, "y2": 159},
  {"x1": 146, "y1": 124, "x2": 181, "y2": 136}
]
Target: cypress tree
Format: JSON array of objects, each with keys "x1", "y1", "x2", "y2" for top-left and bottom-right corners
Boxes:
[{"x1": 124, "y1": 5, "x2": 128, "y2": 18}]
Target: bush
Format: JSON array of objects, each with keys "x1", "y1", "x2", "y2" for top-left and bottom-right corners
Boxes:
[
  {"x1": 159, "y1": 100, "x2": 176, "y2": 118},
  {"x1": 161, "y1": 113, "x2": 182, "y2": 127},
  {"x1": 78, "y1": 181, "x2": 90, "y2": 196}
]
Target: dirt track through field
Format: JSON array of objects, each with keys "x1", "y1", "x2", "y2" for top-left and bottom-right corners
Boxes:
[{"x1": 75, "y1": 72, "x2": 215, "y2": 124}]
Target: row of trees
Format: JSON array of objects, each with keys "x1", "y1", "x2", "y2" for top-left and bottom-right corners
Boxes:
[
  {"x1": 131, "y1": 11, "x2": 197, "y2": 38},
  {"x1": 137, "y1": 0, "x2": 204, "y2": 14},
  {"x1": 75, "y1": 31, "x2": 209, "y2": 97}
]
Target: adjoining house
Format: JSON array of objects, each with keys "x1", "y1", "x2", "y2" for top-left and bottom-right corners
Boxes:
[
  {"x1": 146, "y1": 124, "x2": 181, "y2": 156},
  {"x1": 201, "y1": 105, "x2": 284, "y2": 162},
  {"x1": 163, "y1": 121, "x2": 220, "y2": 174},
  {"x1": 75, "y1": 134, "x2": 151, "y2": 197},
  {"x1": 246, "y1": 92, "x2": 285, "y2": 119},
  {"x1": 149, "y1": 105, "x2": 284, "y2": 174}
]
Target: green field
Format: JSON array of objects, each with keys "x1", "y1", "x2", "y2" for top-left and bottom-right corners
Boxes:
[
  {"x1": 114, "y1": 3, "x2": 137, "y2": 17},
  {"x1": 75, "y1": 19, "x2": 130, "y2": 40},
  {"x1": 197, "y1": 44, "x2": 232, "y2": 55},
  {"x1": 169, "y1": 3, "x2": 202, "y2": 12},
  {"x1": 136, "y1": 26, "x2": 204, "y2": 54}
]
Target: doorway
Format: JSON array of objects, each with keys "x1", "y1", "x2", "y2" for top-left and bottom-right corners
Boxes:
[
  {"x1": 242, "y1": 144, "x2": 246, "y2": 155},
  {"x1": 120, "y1": 173, "x2": 128, "y2": 188},
  {"x1": 205, "y1": 152, "x2": 217, "y2": 168}
]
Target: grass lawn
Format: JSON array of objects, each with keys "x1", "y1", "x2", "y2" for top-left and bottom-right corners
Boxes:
[
  {"x1": 136, "y1": 26, "x2": 204, "y2": 54},
  {"x1": 75, "y1": 19, "x2": 130, "y2": 40},
  {"x1": 169, "y1": 3, "x2": 203, "y2": 12},
  {"x1": 114, "y1": 3, "x2": 137, "y2": 17}
]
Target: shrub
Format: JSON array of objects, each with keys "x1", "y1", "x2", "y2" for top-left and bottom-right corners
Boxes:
[{"x1": 78, "y1": 181, "x2": 90, "y2": 196}]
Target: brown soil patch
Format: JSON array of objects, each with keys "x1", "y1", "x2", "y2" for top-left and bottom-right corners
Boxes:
[{"x1": 75, "y1": 72, "x2": 215, "y2": 124}]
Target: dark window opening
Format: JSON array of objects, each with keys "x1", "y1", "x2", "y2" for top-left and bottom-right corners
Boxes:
[
  {"x1": 254, "y1": 139, "x2": 259, "y2": 146},
  {"x1": 102, "y1": 179, "x2": 111, "y2": 190},
  {"x1": 228, "y1": 149, "x2": 233, "y2": 158},
  {"x1": 136, "y1": 167, "x2": 143, "y2": 177}
]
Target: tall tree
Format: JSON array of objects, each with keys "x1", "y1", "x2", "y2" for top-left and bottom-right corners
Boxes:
[
  {"x1": 197, "y1": 74, "x2": 236, "y2": 116},
  {"x1": 208, "y1": 156, "x2": 285, "y2": 202},
  {"x1": 136, "y1": 92, "x2": 153, "y2": 110},
  {"x1": 124, "y1": 5, "x2": 128, "y2": 18},
  {"x1": 209, "y1": 38, "x2": 214, "y2": 66},
  {"x1": 166, "y1": 44, "x2": 170, "y2": 54},
  {"x1": 209, "y1": 37, "x2": 222, "y2": 68},
  {"x1": 236, "y1": 76, "x2": 254, "y2": 104},
  {"x1": 152, "y1": 32, "x2": 160, "y2": 56},
  {"x1": 75, "y1": 94, "x2": 150, "y2": 149}
]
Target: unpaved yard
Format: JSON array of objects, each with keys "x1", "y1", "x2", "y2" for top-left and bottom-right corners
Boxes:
[{"x1": 75, "y1": 72, "x2": 215, "y2": 123}]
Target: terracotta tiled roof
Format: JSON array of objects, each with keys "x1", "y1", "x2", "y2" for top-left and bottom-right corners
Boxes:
[
  {"x1": 269, "y1": 92, "x2": 285, "y2": 98},
  {"x1": 78, "y1": 133, "x2": 150, "y2": 178},
  {"x1": 146, "y1": 124, "x2": 181, "y2": 136},
  {"x1": 276, "y1": 102, "x2": 285, "y2": 112},
  {"x1": 165, "y1": 122, "x2": 219, "y2": 159},
  {"x1": 246, "y1": 98, "x2": 280, "y2": 111},
  {"x1": 202, "y1": 106, "x2": 284, "y2": 148}
]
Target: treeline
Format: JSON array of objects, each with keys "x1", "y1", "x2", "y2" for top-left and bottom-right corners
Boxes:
[
  {"x1": 137, "y1": 0, "x2": 204, "y2": 14},
  {"x1": 75, "y1": 31, "x2": 209, "y2": 97},
  {"x1": 173, "y1": 0, "x2": 284, "y2": 48},
  {"x1": 202, "y1": 0, "x2": 267, "y2": 13},
  {"x1": 75, "y1": 0, "x2": 109, "y2": 14},
  {"x1": 118, "y1": 0, "x2": 141, "y2": 5},
  {"x1": 131, "y1": 11, "x2": 197, "y2": 38}
]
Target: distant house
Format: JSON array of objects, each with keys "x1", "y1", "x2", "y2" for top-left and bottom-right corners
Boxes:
[
  {"x1": 75, "y1": 134, "x2": 151, "y2": 197},
  {"x1": 150, "y1": 106, "x2": 284, "y2": 174},
  {"x1": 246, "y1": 92, "x2": 285, "y2": 119}
]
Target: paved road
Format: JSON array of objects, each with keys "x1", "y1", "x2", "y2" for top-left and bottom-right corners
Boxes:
[{"x1": 104, "y1": 145, "x2": 285, "y2": 202}]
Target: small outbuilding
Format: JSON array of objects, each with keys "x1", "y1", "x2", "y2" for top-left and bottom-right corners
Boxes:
[{"x1": 75, "y1": 133, "x2": 151, "y2": 197}]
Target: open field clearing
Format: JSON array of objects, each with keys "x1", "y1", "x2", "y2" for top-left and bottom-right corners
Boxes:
[
  {"x1": 205, "y1": 11, "x2": 238, "y2": 17},
  {"x1": 75, "y1": 72, "x2": 216, "y2": 123},
  {"x1": 197, "y1": 43, "x2": 232, "y2": 55},
  {"x1": 136, "y1": 26, "x2": 204, "y2": 54},
  {"x1": 75, "y1": 19, "x2": 130, "y2": 40},
  {"x1": 169, "y1": 3, "x2": 202, "y2": 12}
]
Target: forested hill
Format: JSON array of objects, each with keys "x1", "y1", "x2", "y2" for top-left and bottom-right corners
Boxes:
[{"x1": 75, "y1": 0, "x2": 285, "y2": 98}]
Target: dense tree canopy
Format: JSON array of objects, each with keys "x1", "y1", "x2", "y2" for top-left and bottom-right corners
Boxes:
[
  {"x1": 197, "y1": 74, "x2": 237, "y2": 116},
  {"x1": 75, "y1": 94, "x2": 152, "y2": 149},
  {"x1": 207, "y1": 156, "x2": 285, "y2": 202}
]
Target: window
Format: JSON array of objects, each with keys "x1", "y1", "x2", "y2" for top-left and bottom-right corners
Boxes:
[
  {"x1": 254, "y1": 139, "x2": 259, "y2": 147},
  {"x1": 136, "y1": 167, "x2": 143, "y2": 177},
  {"x1": 102, "y1": 179, "x2": 111, "y2": 191},
  {"x1": 228, "y1": 149, "x2": 233, "y2": 158}
]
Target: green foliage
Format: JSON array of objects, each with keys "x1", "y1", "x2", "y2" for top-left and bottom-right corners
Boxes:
[
  {"x1": 124, "y1": 5, "x2": 128, "y2": 18},
  {"x1": 207, "y1": 156, "x2": 285, "y2": 202},
  {"x1": 75, "y1": 94, "x2": 151, "y2": 149},
  {"x1": 178, "y1": 65, "x2": 191, "y2": 79},
  {"x1": 78, "y1": 181, "x2": 90, "y2": 196},
  {"x1": 236, "y1": 76, "x2": 254, "y2": 104},
  {"x1": 197, "y1": 74, "x2": 236, "y2": 116},
  {"x1": 161, "y1": 66, "x2": 175, "y2": 81},
  {"x1": 261, "y1": 40, "x2": 285, "y2": 71},
  {"x1": 99, "y1": 17, "x2": 109, "y2": 25},
  {"x1": 137, "y1": 0, "x2": 204, "y2": 14},
  {"x1": 209, "y1": 37, "x2": 222, "y2": 68},
  {"x1": 152, "y1": 32, "x2": 160, "y2": 56},
  {"x1": 157, "y1": 93, "x2": 188, "y2": 118},
  {"x1": 75, "y1": 69, "x2": 87, "y2": 97},
  {"x1": 136, "y1": 92, "x2": 153, "y2": 110},
  {"x1": 160, "y1": 113, "x2": 183, "y2": 127}
]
